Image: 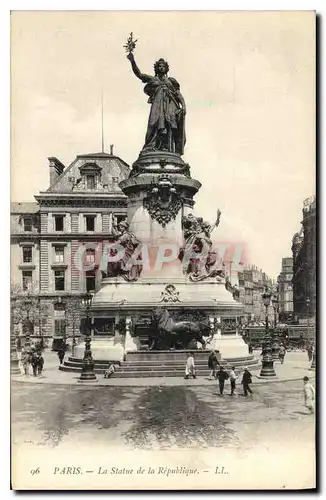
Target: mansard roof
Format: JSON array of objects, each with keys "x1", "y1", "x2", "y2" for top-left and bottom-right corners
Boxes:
[
  {"x1": 45, "y1": 150, "x2": 130, "y2": 195},
  {"x1": 76, "y1": 152, "x2": 129, "y2": 164}
]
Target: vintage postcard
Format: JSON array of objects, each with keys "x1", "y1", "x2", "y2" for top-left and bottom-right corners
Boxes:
[{"x1": 10, "y1": 10, "x2": 316, "y2": 490}]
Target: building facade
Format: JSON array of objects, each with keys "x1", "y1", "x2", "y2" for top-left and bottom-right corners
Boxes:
[
  {"x1": 237, "y1": 266, "x2": 274, "y2": 325},
  {"x1": 292, "y1": 195, "x2": 316, "y2": 321},
  {"x1": 277, "y1": 257, "x2": 293, "y2": 323},
  {"x1": 11, "y1": 148, "x2": 130, "y2": 342}
]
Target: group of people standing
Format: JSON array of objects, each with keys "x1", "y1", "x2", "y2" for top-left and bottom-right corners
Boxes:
[
  {"x1": 20, "y1": 346, "x2": 44, "y2": 377},
  {"x1": 185, "y1": 351, "x2": 253, "y2": 397}
]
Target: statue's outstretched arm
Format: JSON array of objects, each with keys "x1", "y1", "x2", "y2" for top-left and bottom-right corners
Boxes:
[
  {"x1": 209, "y1": 209, "x2": 222, "y2": 234},
  {"x1": 127, "y1": 52, "x2": 152, "y2": 83},
  {"x1": 215, "y1": 209, "x2": 221, "y2": 228}
]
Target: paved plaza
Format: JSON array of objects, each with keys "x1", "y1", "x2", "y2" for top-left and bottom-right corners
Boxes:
[
  {"x1": 12, "y1": 350, "x2": 315, "y2": 451},
  {"x1": 12, "y1": 378, "x2": 315, "y2": 458}
]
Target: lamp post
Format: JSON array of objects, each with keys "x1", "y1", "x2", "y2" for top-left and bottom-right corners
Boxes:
[
  {"x1": 271, "y1": 294, "x2": 280, "y2": 360},
  {"x1": 272, "y1": 295, "x2": 279, "y2": 328},
  {"x1": 262, "y1": 289, "x2": 271, "y2": 332},
  {"x1": 78, "y1": 292, "x2": 97, "y2": 383},
  {"x1": 259, "y1": 288, "x2": 276, "y2": 377}
]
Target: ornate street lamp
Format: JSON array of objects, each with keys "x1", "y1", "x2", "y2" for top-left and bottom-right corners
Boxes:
[
  {"x1": 260, "y1": 288, "x2": 276, "y2": 377},
  {"x1": 262, "y1": 289, "x2": 271, "y2": 331},
  {"x1": 78, "y1": 292, "x2": 97, "y2": 383},
  {"x1": 271, "y1": 294, "x2": 280, "y2": 360},
  {"x1": 272, "y1": 295, "x2": 279, "y2": 328}
]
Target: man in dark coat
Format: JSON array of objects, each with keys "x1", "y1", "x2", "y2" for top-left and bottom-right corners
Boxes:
[
  {"x1": 208, "y1": 350, "x2": 219, "y2": 379},
  {"x1": 31, "y1": 352, "x2": 39, "y2": 377},
  {"x1": 57, "y1": 345, "x2": 66, "y2": 365},
  {"x1": 36, "y1": 353, "x2": 44, "y2": 375},
  {"x1": 307, "y1": 343, "x2": 313, "y2": 362},
  {"x1": 241, "y1": 367, "x2": 253, "y2": 396},
  {"x1": 216, "y1": 366, "x2": 229, "y2": 396}
]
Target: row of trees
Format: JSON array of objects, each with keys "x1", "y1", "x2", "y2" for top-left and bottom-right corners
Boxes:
[{"x1": 10, "y1": 283, "x2": 83, "y2": 350}]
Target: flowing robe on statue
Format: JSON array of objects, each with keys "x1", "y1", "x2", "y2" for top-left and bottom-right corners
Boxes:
[
  {"x1": 107, "y1": 228, "x2": 142, "y2": 281},
  {"x1": 141, "y1": 75, "x2": 185, "y2": 154},
  {"x1": 181, "y1": 215, "x2": 224, "y2": 280}
]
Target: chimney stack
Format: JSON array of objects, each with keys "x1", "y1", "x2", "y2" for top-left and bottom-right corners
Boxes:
[
  {"x1": 48, "y1": 157, "x2": 65, "y2": 187},
  {"x1": 110, "y1": 144, "x2": 114, "y2": 155}
]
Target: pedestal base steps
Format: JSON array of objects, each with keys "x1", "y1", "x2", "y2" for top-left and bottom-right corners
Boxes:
[{"x1": 60, "y1": 350, "x2": 260, "y2": 378}]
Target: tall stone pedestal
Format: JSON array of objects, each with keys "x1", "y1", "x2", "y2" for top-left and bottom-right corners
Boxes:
[
  {"x1": 74, "y1": 337, "x2": 125, "y2": 362},
  {"x1": 119, "y1": 152, "x2": 201, "y2": 280},
  {"x1": 86, "y1": 277, "x2": 254, "y2": 368},
  {"x1": 205, "y1": 334, "x2": 249, "y2": 358}
]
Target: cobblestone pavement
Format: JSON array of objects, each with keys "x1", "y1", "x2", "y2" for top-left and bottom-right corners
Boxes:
[{"x1": 12, "y1": 379, "x2": 315, "y2": 452}]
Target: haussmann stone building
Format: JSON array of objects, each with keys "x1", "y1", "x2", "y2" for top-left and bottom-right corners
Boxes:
[
  {"x1": 11, "y1": 147, "x2": 130, "y2": 345},
  {"x1": 291, "y1": 195, "x2": 316, "y2": 323}
]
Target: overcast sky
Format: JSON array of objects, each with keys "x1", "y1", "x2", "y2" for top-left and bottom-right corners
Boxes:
[{"x1": 11, "y1": 11, "x2": 315, "y2": 278}]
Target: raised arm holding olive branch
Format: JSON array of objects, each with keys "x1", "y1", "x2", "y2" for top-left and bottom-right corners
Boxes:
[{"x1": 125, "y1": 34, "x2": 186, "y2": 155}]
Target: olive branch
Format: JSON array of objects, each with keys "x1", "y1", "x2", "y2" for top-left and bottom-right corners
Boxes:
[{"x1": 123, "y1": 32, "x2": 138, "y2": 54}]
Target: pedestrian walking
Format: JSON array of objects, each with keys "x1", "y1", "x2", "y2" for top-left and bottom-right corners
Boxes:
[
  {"x1": 31, "y1": 352, "x2": 39, "y2": 377},
  {"x1": 248, "y1": 342, "x2": 253, "y2": 355},
  {"x1": 185, "y1": 352, "x2": 196, "y2": 379},
  {"x1": 216, "y1": 366, "x2": 229, "y2": 396},
  {"x1": 208, "y1": 350, "x2": 219, "y2": 379},
  {"x1": 303, "y1": 376, "x2": 315, "y2": 414},
  {"x1": 21, "y1": 349, "x2": 30, "y2": 376},
  {"x1": 279, "y1": 343, "x2": 286, "y2": 364},
  {"x1": 229, "y1": 366, "x2": 238, "y2": 396},
  {"x1": 36, "y1": 353, "x2": 44, "y2": 375},
  {"x1": 307, "y1": 343, "x2": 313, "y2": 362},
  {"x1": 57, "y1": 346, "x2": 66, "y2": 365},
  {"x1": 241, "y1": 367, "x2": 253, "y2": 397}
]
